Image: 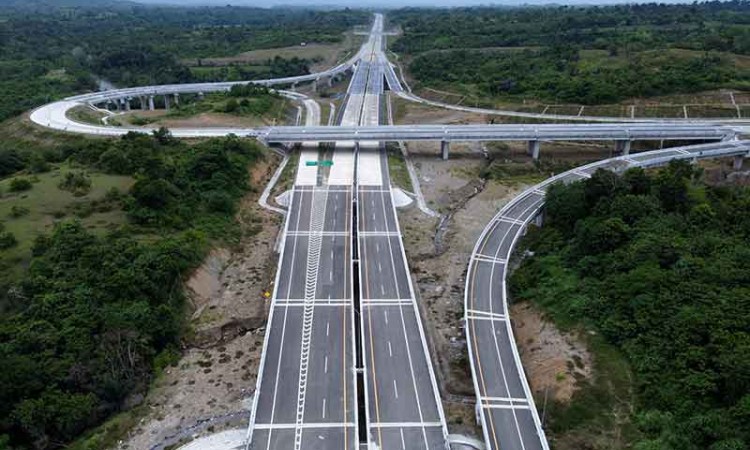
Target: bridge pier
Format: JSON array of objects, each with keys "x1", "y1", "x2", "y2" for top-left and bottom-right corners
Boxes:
[
  {"x1": 733, "y1": 155, "x2": 745, "y2": 170},
  {"x1": 173, "y1": 93, "x2": 180, "y2": 106},
  {"x1": 528, "y1": 140, "x2": 540, "y2": 160},
  {"x1": 123, "y1": 98, "x2": 130, "y2": 112},
  {"x1": 164, "y1": 94, "x2": 170, "y2": 110},
  {"x1": 441, "y1": 140, "x2": 450, "y2": 160},
  {"x1": 148, "y1": 96, "x2": 155, "y2": 111},
  {"x1": 615, "y1": 139, "x2": 631, "y2": 156}
]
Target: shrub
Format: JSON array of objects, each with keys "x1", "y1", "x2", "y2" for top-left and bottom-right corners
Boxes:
[
  {"x1": 58, "y1": 171, "x2": 92, "y2": 196},
  {"x1": 9, "y1": 178, "x2": 32, "y2": 192},
  {"x1": 9, "y1": 205, "x2": 30, "y2": 218},
  {"x1": 0, "y1": 230, "x2": 17, "y2": 249}
]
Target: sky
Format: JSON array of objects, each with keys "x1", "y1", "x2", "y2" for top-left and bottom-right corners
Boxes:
[{"x1": 130, "y1": 0, "x2": 698, "y2": 6}]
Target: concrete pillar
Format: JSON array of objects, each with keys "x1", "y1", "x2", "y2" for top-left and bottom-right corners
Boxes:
[
  {"x1": 615, "y1": 140, "x2": 631, "y2": 156},
  {"x1": 733, "y1": 155, "x2": 744, "y2": 170},
  {"x1": 148, "y1": 96, "x2": 155, "y2": 111},
  {"x1": 173, "y1": 93, "x2": 180, "y2": 106},
  {"x1": 528, "y1": 140, "x2": 541, "y2": 160},
  {"x1": 124, "y1": 98, "x2": 130, "y2": 112},
  {"x1": 312, "y1": 79, "x2": 318, "y2": 93},
  {"x1": 198, "y1": 92, "x2": 204, "y2": 100},
  {"x1": 164, "y1": 94, "x2": 170, "y2": 110},
  {"x1": 327, "y1": 76, "x2": 333, "y2": 88},
  {"x1": 115, "y1": 99, "x2": 121, "y2": 112},
  {"x1": 534, "y1": 211, "x2": 544, "y2": 227},
  {"x1": 441, "y1": 140, "x2": 450, "y2": 160}
]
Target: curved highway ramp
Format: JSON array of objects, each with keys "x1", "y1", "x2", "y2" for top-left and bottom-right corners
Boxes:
[{"x1": 465, "y1": 139, "x2": 750, "y2": 450}]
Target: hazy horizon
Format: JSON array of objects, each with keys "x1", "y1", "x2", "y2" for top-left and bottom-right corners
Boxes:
[{"x1": 128, "y1": 0, "x2": 705, "y2": 7}]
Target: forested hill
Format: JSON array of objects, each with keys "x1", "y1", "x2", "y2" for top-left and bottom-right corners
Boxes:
[
  {"x1": 511, "y1": 161, "x2": 750, "y2": 450},
  {"x1": 0, "y1": 5, "x2": 367, "y2": 121},
  {"x1": 390, "y1": 2, "x2": 750, "y2": 105}
]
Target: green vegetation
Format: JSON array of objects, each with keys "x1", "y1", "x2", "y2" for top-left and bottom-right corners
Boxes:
[
  {"x1": 0, "y1": 126, "x2": 265, "y2": 449},
  {"x1": 510, "y1": 161, "x2": 750, "y2": 449},
  {"x1": 0, "y1": 3, "x2": 367, "y2": 121},
  {"x1": 392, "y1": 2, "x2": 750, "y2": 104},
  {"x1": 385, "y1": 143, "x2": 413, "y2": 192},
  {"x1": 122, "y1": 87, "x2": 288, "y2": 126}
]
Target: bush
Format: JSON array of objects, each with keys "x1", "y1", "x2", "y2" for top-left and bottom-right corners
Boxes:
[
  {"x1": 58, "y1": 171, "x2": 92, "y2": 196},
  {"x1": 28, "y1": 153, "x2": 50, "y2": 174},
  {"x1": 8, "y1": 178, "x2": 32, "y2": 192},
  {"x1": 8, "y1": 205, "x2": 29, "y2": 218},
  {"x1": 0, "y1": 230, "x2": 17, "y2": 249}
]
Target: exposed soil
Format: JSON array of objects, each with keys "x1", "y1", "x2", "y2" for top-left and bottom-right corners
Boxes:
[
  {"x1": 398, "y1": 140, "x2": 607, "y2": 438},
  {"x1": 398, "y1": 147, "x2": 525, "y2": 438},
  {"x1": 510, "y1": 302, "x2": 592, "y2": 404},
  {"x1": 119, "y1": 110, "x2": 271, "y2": 128},
  {"x1": 115, "y1": 154, "x2": 283, "y2": 450}
]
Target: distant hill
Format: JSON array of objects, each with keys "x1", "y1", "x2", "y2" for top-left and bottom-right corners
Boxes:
[{"x1": 0, "y1": 0, "x2": 140, "y2": 11}]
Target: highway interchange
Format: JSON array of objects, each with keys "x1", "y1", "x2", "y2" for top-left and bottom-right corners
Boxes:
[{"x1": 28, "y1": 12, "x2": 750, "y2": 450}]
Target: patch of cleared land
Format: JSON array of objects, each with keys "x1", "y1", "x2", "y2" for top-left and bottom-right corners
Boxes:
[
  {"x1": 183, "y1": 32, "x2": 364, "y2": 73},
  {"x1": 0, "y1": 167, "x2": 132, "y2": 282}
]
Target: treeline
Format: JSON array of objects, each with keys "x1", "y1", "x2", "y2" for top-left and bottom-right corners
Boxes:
[
  {"x1": 392, "y1": 2, "x2": 750, "y2": 55},
  {"x1": 511, "y1": 161, "x2": 750, "y2": 449},
  {"x1": 391, "y1": 1, "x2": 750, "y2": 104},
  {"x1": 0, "y1": 5, "x2": 366, "y2": 120},
  {"x1": 409, "y1": 47, "x2": 743, "y2": 104},
  {"x1": 0, "y1": 131, "x2": 264, "y2": 449}
]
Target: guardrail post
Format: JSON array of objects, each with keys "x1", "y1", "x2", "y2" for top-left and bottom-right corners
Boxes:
[
  {"x1": 441, "y1": 140, "x2": 450, "y2": 160},
  {"x1": 528, "y1": 140, "x2": 540, "y2": 160}
]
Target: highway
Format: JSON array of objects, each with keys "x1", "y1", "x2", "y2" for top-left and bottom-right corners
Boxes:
[
  {"x1": 351, "y1": 16, "x2": 449, "y2": 449},
  {"x1": 247, "y1": 13, "x2": 448, "y2": 450},
  {"x1": 22, "y1": 11, "x2": 750, "y2": 450},
  {"x1": 464, "y1": 139, "x2": 750, "y2": 450}
]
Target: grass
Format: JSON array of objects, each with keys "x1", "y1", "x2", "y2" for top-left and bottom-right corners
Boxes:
[
  {"x1": 66, "y1": 404, "x2": 149, "y2": 450},
  {"x1": 66, "y1": 105, "x2": 108, "y2": 125},
  {"x1": 0, "y1": 166, "x2": 132, "y2": 286},
  {"x1": 119, "y1": 93, "x2": 291, "y2": 127},
  {"x1": 542, "y1": 336, "x2": 641, "y2": 450},
  {"x1": 183, "y1": 31, "x2": 364, "y2": 72},
  {"x1": 276, "y1": 149, "x2": 300, "y2": 193},
  {"x1": 386, "y1": 144, "x2": 413, "y2": 191}
]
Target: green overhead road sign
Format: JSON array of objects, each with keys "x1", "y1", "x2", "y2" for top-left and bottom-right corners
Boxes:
[{"x1": 305, "y1": 160, "x2": 334, "y2": 167}]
